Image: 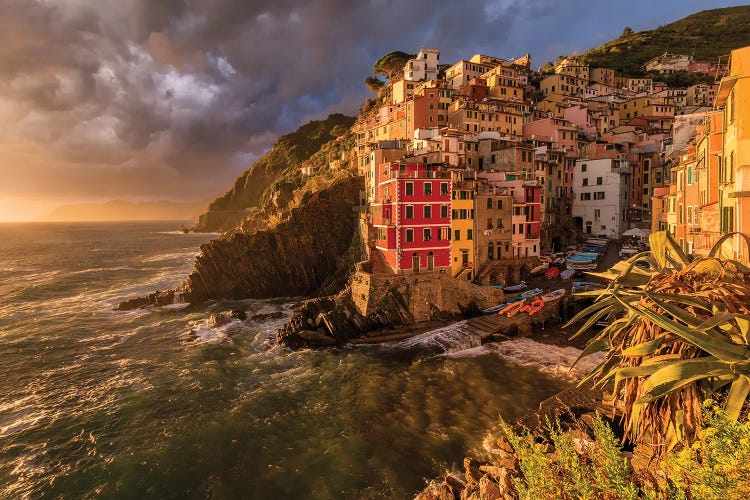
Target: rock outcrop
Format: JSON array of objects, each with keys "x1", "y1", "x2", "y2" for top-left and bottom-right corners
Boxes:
[{"x1": 183, "y1": 176, "x2": 364, "y2": 302}]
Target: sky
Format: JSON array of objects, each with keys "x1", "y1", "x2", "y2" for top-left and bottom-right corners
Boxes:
[{"x1": 0, "y1": 0, "x2": 747, "y2": 221}]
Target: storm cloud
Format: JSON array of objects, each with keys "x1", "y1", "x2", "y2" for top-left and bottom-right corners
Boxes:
[{"x1": 0, "y1": 0, "x2": 745, "y2": 218}]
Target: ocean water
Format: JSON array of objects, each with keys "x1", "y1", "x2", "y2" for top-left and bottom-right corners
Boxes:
[{"x1": 0, "y1": 222, "x2": 592, "y2": 499}]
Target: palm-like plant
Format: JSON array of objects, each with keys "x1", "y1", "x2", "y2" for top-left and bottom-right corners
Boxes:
[{"x1": 566, "y1": 231, "x2": 750, "y2": 450}]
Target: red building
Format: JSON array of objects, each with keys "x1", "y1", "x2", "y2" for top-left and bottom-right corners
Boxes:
[{"x1": 372, "y1": 162, "x2": 452, "y2": 273}]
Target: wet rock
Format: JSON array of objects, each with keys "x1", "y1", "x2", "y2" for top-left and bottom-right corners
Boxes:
[
  {"x1": 231, "y1": 309, "x2": 247, "y2": 321},
  {"x1": 445, "y1": 473, "x2": 466, "y2": 498},
  {"x1": 477, "y1": 475, "x2": 504, "y2": 500},
  {"x1": 464, "y1": 457, "x2": 485, "y2": 484},
  {"x1": 297, "y1": 330, "x2": 336, "y2": 346},
  {"x1": 209, "y1": 313, "x2": 231, "y2": 328},
  {"x1": 250, "y1": 311, "x2": 283, "y2": 322},
  {"x1": 116, "y1": 289, "x2": 174, "y2": 310}
]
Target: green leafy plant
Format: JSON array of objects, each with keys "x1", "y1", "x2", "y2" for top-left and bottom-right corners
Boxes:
[
  {"x1": 664, "y1": 400, "x2": 750, "y2": 499},
  {"x1": 500, "y1": 415, "x2": 637, "y2": 499},
  {"x1": 566, "y1": 231, "x2": 750, "y2": 449}
]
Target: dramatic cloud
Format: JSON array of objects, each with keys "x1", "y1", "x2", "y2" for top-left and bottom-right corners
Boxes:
[{"x1": 0, "y1": 0, "x2": 746, "y2": 219}]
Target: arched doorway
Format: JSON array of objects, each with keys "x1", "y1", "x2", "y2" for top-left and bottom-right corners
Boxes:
[
  {"x1": 412, "y1": 253, "x2": 420, "y2": 273},
  {"x1": 427, "y1": 252, "x2": 434, "y2": 271},
  {"x1": 488, "y1": 242, "x2": 494, "y2": 260}
]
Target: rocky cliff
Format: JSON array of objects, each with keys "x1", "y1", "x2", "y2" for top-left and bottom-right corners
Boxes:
[
  {"x1": 184, "y1": 175, "x2": 364, "y2": 301},
  {"x1": 195, "y1": 113, "x2": 355, "y2": 232}
]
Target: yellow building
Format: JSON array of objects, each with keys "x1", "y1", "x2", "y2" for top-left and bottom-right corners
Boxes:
[
  {"x1": 481, "y1": 63, "x2": 524, "y2": 101},
  {"x1": 451, "y1": 181, "x2": 476, "y2": 277},
  {"x1": 447, "y1": 101, "x2": 523, "y2": 136},
  {"x1": 392, "y1": 79, "x2": 417, "y2": 104},
  {"x1": 540, "y1": 74, "x2": 587, "y2": 98},
  {"x1": 620, "y1": 96, "x2": 675, "y2": 121},
  {"x1": 715, "y1": 45, "x2": 750, "y2": 260}
]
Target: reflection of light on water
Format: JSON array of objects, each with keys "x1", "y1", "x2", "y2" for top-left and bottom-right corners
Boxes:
[{"x1": 387, "y1": 321, "x2": 603, "y2": 382}]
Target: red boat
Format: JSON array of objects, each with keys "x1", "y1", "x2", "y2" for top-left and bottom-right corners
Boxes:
[{"x1": 545, "y1": 266, "x2": 560, "y2": 278}]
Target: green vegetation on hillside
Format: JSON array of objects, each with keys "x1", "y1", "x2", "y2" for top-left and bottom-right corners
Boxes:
[
  {"x1": 200, "y1": 113, "x2": 354, "y2": 218},
  {"x1": 578, "y1": 6, "x2": 750, "y2": 75}
]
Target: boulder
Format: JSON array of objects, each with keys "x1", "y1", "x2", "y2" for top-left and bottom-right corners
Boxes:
[
  {"x1": 209, "y1": 313, "x2": 232, "y2": 328},
  {"x1": 231, "y1": 309, "x2": 248, "y2": 321},
  {"x1": 297, "y1": 330, "x2": 336, "y2": 346},
  {"x1": 251, "y1": 311, "x2": 284, "y2": 322},
  {"x1": 464, "y1": 457, "x2": 485, "y2": 484}
]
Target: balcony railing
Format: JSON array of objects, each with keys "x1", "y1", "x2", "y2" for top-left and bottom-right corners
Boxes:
[
  {"x1": 372, "y1": 217, "x2": 394, "y2": 226},
  {"x1": 387, "y1": 170, "x2": 452, "y2": 179}
]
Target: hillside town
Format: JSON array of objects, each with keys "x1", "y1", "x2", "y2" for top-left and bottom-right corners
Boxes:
[{"x1": 345, "y1": 46, "x2": 749, "y2": 281}]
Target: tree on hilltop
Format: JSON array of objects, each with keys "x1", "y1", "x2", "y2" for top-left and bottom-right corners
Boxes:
[
  {"x1": 364, "y1": 76, "x2": 385, "y2": 92},
  {"x1": 373, "y1": 51, "x2": 415, "y2": 81}
]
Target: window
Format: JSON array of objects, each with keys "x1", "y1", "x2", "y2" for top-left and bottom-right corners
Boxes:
[
  {"x1": 440, "y1": 182, "x2": 449, "y2": 195},
  {"x1": 580, "y1": 193, "x2": 591, "y2": 201},
  {"x1": 581, "y1": 163, "x2": 587, "y2": 172},
  {"x1": 486, "y1": 198, "x2": 493, "y2": 209},
  {"x1": 582, "y1": 178, "x2": 589, "y2": 186},
  {"x1": 679, "y1": 204, "x2": 683, "y2": 224},
  {"x1": 467, "y1": 229, "x2": 473, "y2": 240},
  {"x1": 423, "y1": 205, "x2": 432, "y2": 218},
  {"x1": 405, "y1": 229, "x2": 414, "y2": 242},
  {"x1": 424, "y1": 182, "x2": 432, "y2": 196},
  {"x1": 423, "y1": 228, "x2": 432, "y2": 241},
  {"x1": 454, "y1": 229, "x2": 460, "y2": 240},
  {"x1": 440, "y1": 205, "x2": 448, "y2": 218},
  {"x1": 440, "y1": 228, "x2": 450, "y2": 240},
  {"x1": 406, "y1": 182, "x2": 414, "y2": 195},
  {"x1": 596, "y1": 177, "x2": 603, "y2": 185},
  {"x1": 594, "y1": 192, "x2": 605, "y2": 200},
  {"x1": 594, "y1": 209, "x2": 601, "y2": 220},
  {"x1": 497, "y1": 199, "x2": 503, "y2": 210},
  {"x1": 486, "y1": 218, "x2": 493, "y2": 229},
  {"x1": 405, "y1": 205, "x2": 414, "y2": 219}
]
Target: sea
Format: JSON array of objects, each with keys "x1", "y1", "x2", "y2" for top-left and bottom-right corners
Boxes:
[{"x1": 0, "y1": 221, "x2": 600, "y2": 499}]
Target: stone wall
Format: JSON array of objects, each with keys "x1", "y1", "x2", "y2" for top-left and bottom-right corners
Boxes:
[
  {"x1": 474, "y1": 257, "x2": 542, "y2": 287},
  {"x1": 352, "y1": 271, "x2": 505, "y2": 321}
]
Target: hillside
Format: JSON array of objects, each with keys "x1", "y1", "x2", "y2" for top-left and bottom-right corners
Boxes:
[
  {"x1": 42, "y1": 199, "x2": 210, "y2": 222},
  {"x1": 577, "y1": 6, "x2": 750, "y2": 75},
  {"x1": 195, "y1": 113, "x2": 355, "y2": 232}
]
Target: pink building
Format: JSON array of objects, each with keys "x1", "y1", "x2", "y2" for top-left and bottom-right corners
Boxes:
[
  {"x1": 372, "y1": 163, "x2": 452, "y2": 273},
  {"x1": 523, "y1": 117, "x2": 578, "y2": 152}
]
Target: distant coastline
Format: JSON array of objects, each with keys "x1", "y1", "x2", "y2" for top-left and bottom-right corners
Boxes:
[{"x1": 39, "y1": 199, "x2": 211, "y2": 223}]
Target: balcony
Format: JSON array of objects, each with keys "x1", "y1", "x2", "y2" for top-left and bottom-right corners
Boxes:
[
  {"x1": 389, "y1": 170, "x2": 452, "y2": 179},
  {"x1": 372, "y1": 216, "x2": 394, "y2": 226}
]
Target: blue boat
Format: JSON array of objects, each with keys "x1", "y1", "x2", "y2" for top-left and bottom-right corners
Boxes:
[{"x1": 503, "y1": 282, "x2": 527, "y2": 293}]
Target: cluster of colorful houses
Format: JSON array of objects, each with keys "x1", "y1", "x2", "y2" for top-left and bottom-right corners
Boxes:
[{"x1": 344, "y1": 45, "x2": 750, "y2": 278}]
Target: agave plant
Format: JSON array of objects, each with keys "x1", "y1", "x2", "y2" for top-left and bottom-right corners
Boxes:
[{"x1": 566, "y1": 231, "x2": 750, "y2": 450}]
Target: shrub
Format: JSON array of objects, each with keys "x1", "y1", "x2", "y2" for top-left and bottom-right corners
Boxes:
[{"x1": 566, "y1": 231, "x2": 750, "y2": 449}]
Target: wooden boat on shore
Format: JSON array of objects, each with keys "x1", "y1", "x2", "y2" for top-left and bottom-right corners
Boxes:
[
  {"x1": 506, "y1": 301, "x2": 526, "y2": 318},
  {"x1": 559, "y1": 269, "x2": 575, "y2": 280},
  {"x1": 530, "y1": 262, "x2": 549, "y2": 276},
  {"x1": 500, "y1": 301, "x2": 525, "y2": 317},
  {"x1": 541, "y1": 289, "x2": 566, "y2": 303},
  {"x1": 503, "y1": 282, "x2": 527, "y2": 293},
  {"x1": 520, "y1": 287, "x2": 543, "y2": 299},
  {"x1": 545, "y1": 266, "x2": 560, "y2": 278},
  {"x1": 526, "y1": 298, "x2": 546, "y2": 316}
]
